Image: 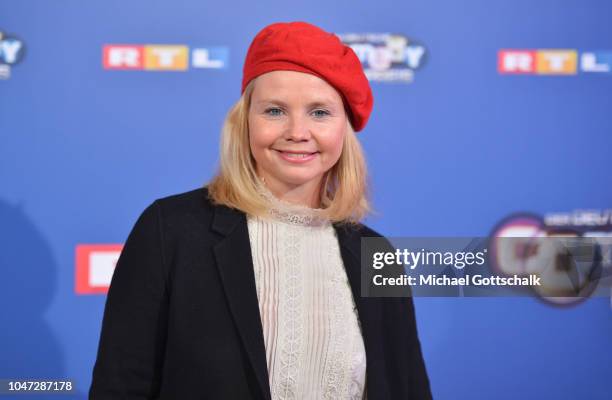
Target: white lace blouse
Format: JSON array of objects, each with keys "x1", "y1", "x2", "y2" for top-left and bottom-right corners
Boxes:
[{"x1": 246, "y1": 183, "x2": 367, "y2": 400}]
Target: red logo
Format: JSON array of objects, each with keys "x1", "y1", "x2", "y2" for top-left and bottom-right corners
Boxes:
[
  {"x1": 75, "y1": 244, "x2": 123, "y2": 294},
  {"x1": 103, "y1": 45, "x2": 145, "y2": 69},
  {"x1": 498, "y1": 50, "x2": 537, "y2": 74}
]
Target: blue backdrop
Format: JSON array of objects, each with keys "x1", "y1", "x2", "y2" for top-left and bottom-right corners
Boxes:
[{"x1": 1, "y1": 1, "x2": 611, "y2": 399}]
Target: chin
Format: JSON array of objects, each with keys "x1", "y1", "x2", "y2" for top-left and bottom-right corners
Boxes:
[{"x1": 273, "y1": 172, "x2": 321, "y2": 187}]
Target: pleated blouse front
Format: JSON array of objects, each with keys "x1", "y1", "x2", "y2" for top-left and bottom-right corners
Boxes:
[{"x1": 246, "y1": 183, "x2": 367, "y2": 400}]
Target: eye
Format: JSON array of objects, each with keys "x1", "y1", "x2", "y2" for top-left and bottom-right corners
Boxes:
[
  {"x1": 264, "y1": 107, "x2": 283, "y2": 116},
  {"x1": 312, "y1": 109, "x2": 330, "y2": 118}
]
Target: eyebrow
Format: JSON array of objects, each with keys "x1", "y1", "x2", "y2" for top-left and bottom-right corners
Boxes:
[{"x1": 254, "y1": 98, "x2": 338, "y2": 108}]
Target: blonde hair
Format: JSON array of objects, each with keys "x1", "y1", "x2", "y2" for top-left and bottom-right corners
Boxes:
[{"x1": 206, "y1": 80, "x2": 371, "y2": 224}]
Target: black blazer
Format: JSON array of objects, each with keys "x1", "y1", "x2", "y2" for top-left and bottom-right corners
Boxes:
[{"x1": 89, "y1": 187, "x2": 432, "y2": 399}]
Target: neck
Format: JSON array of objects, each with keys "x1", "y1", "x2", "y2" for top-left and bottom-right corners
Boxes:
[{"x1": 258, "y1": 174, "x2": 323, "y2": 209}]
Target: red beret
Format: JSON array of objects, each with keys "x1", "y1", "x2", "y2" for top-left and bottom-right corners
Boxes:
[{"x1": 241, "y1": 21, "x2": 374, "y2": 132}]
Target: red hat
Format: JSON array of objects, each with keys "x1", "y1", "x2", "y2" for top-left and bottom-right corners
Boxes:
[{"x1": 241, "y1": 21, "x2": 373, "y2": 132}]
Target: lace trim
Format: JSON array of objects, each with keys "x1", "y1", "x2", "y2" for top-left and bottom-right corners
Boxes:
[
  {"x1": 273, "y1": 224, "x2": 303, "y2": 399},
  {"x1": 255, "y1": 179, "x2": 330, "y2": 227},
  {"x1": 348, "y1": 336, "x2": 367, "y2": 400},
  {"x1": 322, "y1": 236, "x2": 367, "y2": 399}
]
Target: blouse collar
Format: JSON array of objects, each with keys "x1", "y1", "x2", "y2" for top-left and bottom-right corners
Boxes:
[{"x1": 254, "y1": 178, "x2": 330, "y2": 227}]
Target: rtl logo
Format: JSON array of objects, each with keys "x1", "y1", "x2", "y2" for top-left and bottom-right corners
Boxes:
[
  {"x1": 103, "y1": 44, "x2": 228, "y2": 71},
  {"x1": 75, "y1": 244, "x2": 123, "y2": 294},
  {"x1": 498, "y1": 49, "x2": 612, "y2": 75}
]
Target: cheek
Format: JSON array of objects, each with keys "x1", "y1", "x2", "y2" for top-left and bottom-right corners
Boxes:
[
  {"x1": 248, "y1": 117, "x2": 275, "y2": 156},
  {"x1": 319, "y1": 127, "x2": 346, "y2": 161}
]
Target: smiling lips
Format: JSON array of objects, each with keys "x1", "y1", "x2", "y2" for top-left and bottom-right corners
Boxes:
[{"x1": 274, "y1": 149, "x2": 319, "y2": 163}]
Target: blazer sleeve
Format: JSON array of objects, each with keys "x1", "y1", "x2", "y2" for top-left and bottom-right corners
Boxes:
[
  {"x1": 365, "y1": 228, "x2": 432, "y2": 399},
  {"x1": 89, "y1": 201, "x2": 170, "y2": 400},
  {"x1": 384, "y1": 295, "x2": 433, "y2": 399}
]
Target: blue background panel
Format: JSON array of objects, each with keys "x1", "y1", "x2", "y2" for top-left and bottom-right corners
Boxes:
[{"x1": 1, "y1": 1, "x2": 611, "y2": 399}]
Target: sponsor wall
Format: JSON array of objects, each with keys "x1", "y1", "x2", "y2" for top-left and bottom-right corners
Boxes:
[{"x1": 1, "y1": 1, "x2": 611, "y2": 399}]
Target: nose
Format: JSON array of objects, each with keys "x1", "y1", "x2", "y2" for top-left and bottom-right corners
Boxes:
[{"x1": 283, "y1": 114, "x2": 312, "y2": 141}]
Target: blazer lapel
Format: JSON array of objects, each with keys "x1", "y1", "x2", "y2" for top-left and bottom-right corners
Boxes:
[
  {"x1": 334, "y1": 223, "x2": 390, "y2": 400},
  {"x1": 211, "y1": 205, "x2": 272, "y2": 400}
]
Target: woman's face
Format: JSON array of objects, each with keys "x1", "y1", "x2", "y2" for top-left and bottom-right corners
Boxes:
[{"x1": 248, "y1": 70, "x2": 348, "y2": 192}]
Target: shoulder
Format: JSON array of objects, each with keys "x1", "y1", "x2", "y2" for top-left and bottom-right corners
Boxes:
[
  {"x1": 334, "y1": 219, "x2": 386, "y2": 240},
  {"x1": 332, "y1": 219, "x2": 391, "y2": 262},
  {"x1": 153, "y1": 186, "x2": 213, "y2": 212},
  {"x1": 147, "y1": 186, "x2": 223, "y2": 223},
  {"x1": 139, "y1": 186, "x2": 224, "y2": 239},
  {"x1": 355, "y1": 222, "x2": 384, "y2": 238}
]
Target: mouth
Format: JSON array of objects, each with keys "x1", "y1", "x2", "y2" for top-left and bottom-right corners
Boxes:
[{"x1": 273, "y1": 149, "x2": 320, "y2": 163}]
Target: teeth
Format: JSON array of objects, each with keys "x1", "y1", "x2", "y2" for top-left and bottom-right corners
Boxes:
[{"x1": 283, "y1": 152, "x2": 312, "y2": 158}]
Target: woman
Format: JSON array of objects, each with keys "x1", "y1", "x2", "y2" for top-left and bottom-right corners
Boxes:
[{"x1": 89, "y1": 21, "x2": 431, "y2": 400}]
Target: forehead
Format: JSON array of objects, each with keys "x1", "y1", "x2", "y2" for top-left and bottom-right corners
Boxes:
[{"x1": 251, "y1": 70, "x2": 343, "y2": 104}]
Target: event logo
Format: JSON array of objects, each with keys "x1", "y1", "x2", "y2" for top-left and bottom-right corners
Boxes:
[
  {"x1": 498, "y1": 49, "x2": 612, "y2": 75},
  {"x1": 0, "y1": 30, "x2": 25, "y2": 80},
  {"x1": 75, "y1": 244, "x2": 123, "y2": 294},
  {"x1": 103, "y1": 44, "x2": 228, "y2": 71},
  {"x1": 490, "y1": 209, "x2": 612, "y2": 306},
  {"x1": 337, "y1": 33, "x2": 427, "y2": 83}
]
